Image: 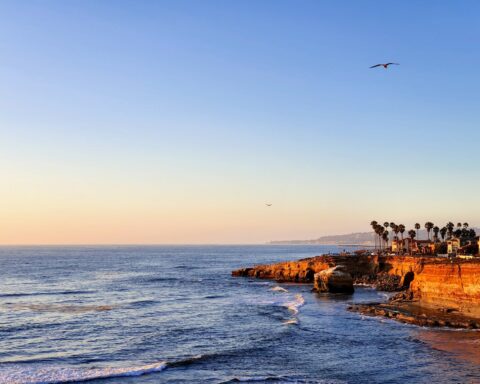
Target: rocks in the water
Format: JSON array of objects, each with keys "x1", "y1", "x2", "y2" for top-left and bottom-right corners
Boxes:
[
  {"x1": 313, "y1": 266, "x2": 354, "y2": 294},
  {"x1": 348, "y1": 302, "x2": 480, "y2": 329}
]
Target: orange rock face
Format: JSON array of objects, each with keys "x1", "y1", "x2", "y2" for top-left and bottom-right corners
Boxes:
[
  {"x1": 231, "y1": 254, "x2": 379, "y2": 282},
  {"x1": 313, "y1": 266, "x2": 354, "y2": 294},
  {"x1": 409, "y1": 260, "x2": 480, "y2": 318},
  {"x1": 232, "y1": 255, "x2": 480, "y2": 319}
]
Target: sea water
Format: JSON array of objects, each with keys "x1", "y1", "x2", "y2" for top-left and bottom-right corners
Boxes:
[{"x1": 1, "y1": 245, "x2": 479, "y2": 383}]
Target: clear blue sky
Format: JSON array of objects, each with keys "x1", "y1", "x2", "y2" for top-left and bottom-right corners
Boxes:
[{"x1": 1, "y1": 1, "x2": 479, "y2": 243}]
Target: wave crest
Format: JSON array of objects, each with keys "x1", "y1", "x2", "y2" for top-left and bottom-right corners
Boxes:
[
  {"x1": 270, "y1": 286, "x2": 288, "y2": 293},
  {"x1": 0, "y1": 361, "x2": 167, "y2": 384},
  {"x1": 283, "y1": 294, "x2": 305, "y2": 315}
]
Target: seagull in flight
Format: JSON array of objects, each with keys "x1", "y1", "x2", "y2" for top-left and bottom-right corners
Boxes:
[
  {"x1": 265, "y1": 203, "x2": 272, "y2": 207},
  {"x1": 370, "y1": 62, "x2": 399, "y2": 69}
]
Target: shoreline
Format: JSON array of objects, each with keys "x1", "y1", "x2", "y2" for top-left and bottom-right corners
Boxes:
[
  {"x1": 232, "y1": 253, "x2": 480, "y2": 329},
  {"x1": 348, "y1": 299, "x2": 480, "y2": 329}
]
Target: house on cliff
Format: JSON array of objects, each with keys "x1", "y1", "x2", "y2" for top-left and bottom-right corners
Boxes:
[
  {"x1": 447, "y1": 238, "x2": 460, "y2": 254},
  {"x1": 391, "y1": 238, "x2": 435, "y2": 254},
  {"x1": 447, "y1": 236, "x2": 480, "y2": 255}
]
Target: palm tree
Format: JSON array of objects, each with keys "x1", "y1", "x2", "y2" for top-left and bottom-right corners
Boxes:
[
  {"x1": 399, "y1": 224, "x2": 406, "y2": 254},
  {"x1": 454, "y1": 229, "x2": 462, "y2": 238},
  {"x1": 408, "y1": 229, "x2": 416, "y2": 254},
  {"x1": 370, "y1": 221, "x2": 378, "y2": 250},
  {"x1": 374, "y1": 224, "x2": 382, "y2": 250},
  {"x1": 378, "y1": 226, "x2": 385, "y2": 249},
  {"x1": 390, "y1": 222, "x2": 396, "y2": 244},
  {"x1": 424, "y1": 222, "x2": 434, "y2": 241},
  {"x1": 446, "y1": 222, "x2": 455, "y2": 238},
  {"x1": 393, "y1": 224, "x2": 400, "y2": 239},
  {"x1": 415, "y1": 223, "x2": 421, "y2": 240},
  {"x1": 440, "y1": 227, "x2": 447, "y2": 241},
  {"x1": 457, "y1": 222, "x2": 462, "y2": 229},
  {"x1": 463, "y1": 222, "x2": 469, "y2": 229},
  {"x1": 382, "y1": 231, "x2": 389, "y2": 249},
  {"x1": 433, "y1": 226, "x2": 440, "y2": 242}
]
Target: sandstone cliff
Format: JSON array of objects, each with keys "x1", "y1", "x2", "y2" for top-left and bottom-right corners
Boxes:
[
  {"x1": 232, "y1": 255, "x2": 480, "y2": 320},
  {"x1": 232, "y1": 254, "x2": 380, "y2": 283},
  {"x1": 409, "y1": 260, "x2": 480, "y2": 318}
]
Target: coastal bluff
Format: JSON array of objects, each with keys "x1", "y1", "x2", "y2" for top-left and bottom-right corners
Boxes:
[
  {"x1": 232, "y1": 254, "x2": 415, "y2": 286},
  {"x1": 232, "y1": 254, "x2": 480, "y2": 321}
]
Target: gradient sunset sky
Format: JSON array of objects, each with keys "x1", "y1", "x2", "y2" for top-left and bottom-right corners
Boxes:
[{"x1": 1, "y1": 1, "x2": 480, "y2": 244}]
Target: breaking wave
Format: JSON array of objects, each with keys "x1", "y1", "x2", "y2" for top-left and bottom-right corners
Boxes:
[
  {"x1": 283, "y1": 294, "x2": 305, "y2": 315},
  {"x1": 0, "y1": 354, "x2": 215, "y2": 384},
  {"x1": 0, "y1": 361, "x2": 167, "y2": 384},
  {"x1": 270, "y1": 286, "x2": 288, "y2": 293}
]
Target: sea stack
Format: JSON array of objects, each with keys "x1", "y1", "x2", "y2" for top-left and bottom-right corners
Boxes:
[{"x1": 313, "y1": 265, "x2": 354, "y2": 294}]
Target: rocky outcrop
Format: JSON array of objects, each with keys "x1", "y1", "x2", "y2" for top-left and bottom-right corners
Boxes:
[
  {"x1": 313, "y1": 266, "x2": 354, "y2": 294},
  {"x1": 232, "y1": 254, "x2": 380, "y2": 283},
  {"x1": 232, "y1": 254, "x2": 480, "y2": 323},
  {"x1": 232, "y1": 254, "x2": 418, "y2": 290},
  {"x1": 348, "y1": 300, "x2": 480, "y2": 329}
]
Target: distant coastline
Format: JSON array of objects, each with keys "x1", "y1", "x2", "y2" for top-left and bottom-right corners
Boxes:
[
  {"x1": 269, "y1": 242, "x2": 374, "y2": 247},
  {"x1": 270, "y1": 228, "x2": 480, "y2": 246},
  {"x1": 269, "y1": 231, "x2": 375, "y2": 246}
]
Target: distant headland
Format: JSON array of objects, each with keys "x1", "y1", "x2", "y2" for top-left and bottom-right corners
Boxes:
[
  {"x1": 270, "y1": 225, "x2": 480, "y2": 248},
  {"x1": 269, "y1": 232, "x2": 375, "y2": 246}
]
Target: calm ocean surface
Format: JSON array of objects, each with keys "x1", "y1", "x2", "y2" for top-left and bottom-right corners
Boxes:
[{"x1": 1, "y1": 245, "x2": 480, "y2": 384}]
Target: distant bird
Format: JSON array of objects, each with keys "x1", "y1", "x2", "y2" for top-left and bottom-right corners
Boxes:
[
  {"x1": 265, "y1": 203, "x2": 272, "y2": 207},
  {"x1": 370, "y1": 62, "x2": 399, "y2": 69}
]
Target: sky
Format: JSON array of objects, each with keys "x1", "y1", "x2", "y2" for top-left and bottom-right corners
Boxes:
[{"x1": 1, "y1": 0, "x2": 480, "y2": 244}]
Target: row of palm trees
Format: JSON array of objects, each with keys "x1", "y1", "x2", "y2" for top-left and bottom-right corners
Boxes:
[{"x1": 369, "y1": 220, "x2": 475, "y2": 252}]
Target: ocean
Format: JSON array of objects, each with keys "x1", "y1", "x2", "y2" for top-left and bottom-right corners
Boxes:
[{"x1": 0, "y1": 245, "x2": 479, "y2": 384}]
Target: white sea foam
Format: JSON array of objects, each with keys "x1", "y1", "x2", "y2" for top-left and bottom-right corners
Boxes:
[
  {"x1": 283, "y1": 318, "x2": 298, "y2": 325},
  {"x1": 379, "y1": 292, "x2": 395, "y2": 300},
  {"x1": 283, "y1": 294, "x2": 305, "y2": 315},
  {"x1": 353, "y1": 283, "x2": 375, "y2": 288},
  {"x1": 0, "y1": 361, "x2": 167, "y2": 384},
  {"x1": 270, "y1": 286, "x2": 288, "y2": 293}
]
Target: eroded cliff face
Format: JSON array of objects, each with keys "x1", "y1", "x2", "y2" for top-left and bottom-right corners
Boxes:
[
  {"x1": 232, "y1": 254, "x2": 420, "y2": 285},
  {"x1": 231, "y1": 254, "x2": 380, "y2": 282},
  {"x1": 232, "y1": 255, "x2": 480, "y2": 320},
  {"x1": 409, "y1": 260, "x2": 480, "y2": 318}
]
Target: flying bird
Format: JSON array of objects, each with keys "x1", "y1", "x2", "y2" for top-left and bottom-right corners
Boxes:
[
  {"x1": 369, "y1": 62, "x2": 399, "y2": 69},
  {"x1": 265, "y1": 203, "x2": 272, "y2": 207}
]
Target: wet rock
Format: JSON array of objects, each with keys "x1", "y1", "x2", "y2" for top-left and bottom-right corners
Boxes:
[
  {"x1": 313, "y1": 266, "x2": 354, "y2": 294},
  {"x1": 348, "y1": 301, "x2": 480, "y2": 329}
]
